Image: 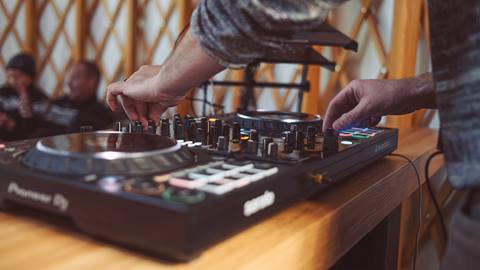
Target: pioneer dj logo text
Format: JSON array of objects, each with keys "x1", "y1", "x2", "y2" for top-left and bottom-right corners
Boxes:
[
  {"x1": 7, "y1": 182, "x2": 69, "y2": 211},
  {"x1": 243, "y1": 190, "x2": 275, "y2": 217}
]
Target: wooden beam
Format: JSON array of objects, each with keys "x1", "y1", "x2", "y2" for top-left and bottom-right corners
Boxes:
[
  {"x1": 74, "y1": 0, "x2": 86, "y2": 61},
  {"x1": 24, "y1": 0, "x2": 36, "y2": 58},
  {"x1": 124, "y1": 0, "x2": 137, "y2": 76},
  {"x1": 385, "y1": 0, "x2": 423, "y2": 133},
  {"x1": 38, "y1": 0, "x2": 75, "y2": 71},
  {"x1": 366, "y1": 13, "x2": 387, "y2": 69},
  {"x1": 175, "y1": 0, "x2": 195, "y2": 115},
  {"x1": 412, "y1": 2, "x2": 433, "y2": 127},
  {"x1": 0, "y1": 2, "x2": 23, "y2": 56},
  {"x1": 302, "y1": 64, "x2": 320, "y2": 114},
  {"x1": 143, "y1": 1, "x2": 176, "y2": 64},
  {"x1": 178, "y1": 0, "x2": 193, "y2": 31},
  {"x1": 231, "y1": 70, "x2": 244, "y2": 111},
  {"x1": 390, "y1": 2, "x2": 424, "y2": 267},
  {"x1": 320, "y1": 2, "x2": 370, "y2": 115}
]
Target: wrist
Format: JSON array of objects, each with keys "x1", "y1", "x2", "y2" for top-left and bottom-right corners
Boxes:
[
  {"x1": 153, "y1": 67, "x2": 179, "y2": 98},
  {"x1": 154, "y1": 29, "x2": 225, "y2": 100},
  {"x1": 406, "y1": 73, "x2": 436, "y2": 110}
]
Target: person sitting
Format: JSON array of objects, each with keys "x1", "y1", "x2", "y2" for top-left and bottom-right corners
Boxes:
[
  {"x1": 37, "y1": 60, "x2": 113, "y2": 136},
  {"x1": 0, "y1": 53, "x2": 49, "y2": 141}
]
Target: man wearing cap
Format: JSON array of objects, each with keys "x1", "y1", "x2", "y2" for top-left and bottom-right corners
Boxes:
[
  {"x1": 34, "y1": 61, "x2": 114, "y2": 136},
  {"x1": 0, "y1": 53, "x2": 49, "y2": 141}
]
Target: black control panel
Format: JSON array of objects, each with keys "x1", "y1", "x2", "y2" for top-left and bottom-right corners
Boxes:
[{"x1": 0, "y1": 111, "x2": 398, "y2": 261}]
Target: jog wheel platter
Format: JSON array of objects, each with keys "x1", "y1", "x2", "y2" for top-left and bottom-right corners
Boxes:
[
  {"x1": 233, "y1": 111, "x2": 322, "y2": 135},
  {"x1": 22, "y1": 132, "x2": 194, "y2": 176}
]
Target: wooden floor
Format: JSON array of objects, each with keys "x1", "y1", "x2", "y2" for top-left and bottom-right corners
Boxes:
[{"x1": 0, "y1": 128, "x2": 441, "y2": 270}]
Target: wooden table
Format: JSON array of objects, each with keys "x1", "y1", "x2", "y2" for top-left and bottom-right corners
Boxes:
[{"x1": 0, "y1": 128, "x2": 440, "y2": 270}]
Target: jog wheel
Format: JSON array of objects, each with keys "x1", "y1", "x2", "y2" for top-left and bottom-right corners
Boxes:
[
  {"x1": 22, "y1": 132, "x2": 194, "y2": 176},
  {"x1": 233, "y1": 110, "x2": 322, "y2": 135}
]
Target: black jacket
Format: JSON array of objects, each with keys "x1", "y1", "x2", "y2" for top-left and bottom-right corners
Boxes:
[
  {"x1": 35, "y1": 96, "x2": 114, "y2": 137},
  {"x1": 0, "y1": 85, "x2": 49, "y2": 141}
]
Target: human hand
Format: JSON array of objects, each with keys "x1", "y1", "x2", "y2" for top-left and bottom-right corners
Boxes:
[
  {"x1": 0, "y1": 112, "x2": 16, "y2": 131},
  {"x1": 107, "y1": 28, "x2": 226, "y2": 124},
  {"x1": 106, "y1": 65, "x2": 185, "y2": 124},
  {"x1": 16, "y1": 85, "x2": 33, "y2": 118},
  {"x1": 322, "y1": 74, "x2": 436, "y2": 131}
]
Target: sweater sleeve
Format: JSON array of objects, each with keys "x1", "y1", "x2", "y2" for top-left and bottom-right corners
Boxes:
[{"x1": 190, "y1": 0, "x2": 348, "y2": 68}]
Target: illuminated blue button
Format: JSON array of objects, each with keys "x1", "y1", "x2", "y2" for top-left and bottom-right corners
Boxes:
[
  {"x1": 99, "y1": 176, "x2": 123, "y2": 193},
  {"x1": 351, "y1": 127, "x2": 368, "y2": 132}
]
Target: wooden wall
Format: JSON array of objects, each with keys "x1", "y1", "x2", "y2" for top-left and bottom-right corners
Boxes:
[{"x1": 0, "y1": 0, "x2": 433, "y2": 128}]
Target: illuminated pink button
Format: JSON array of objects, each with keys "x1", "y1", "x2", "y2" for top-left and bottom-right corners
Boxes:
[
  {"x1": 215, "y1": 178, "x2": 233, "y2": 185},
  {"x1": 339, "y1": 133, "x2": 352, "y2": 138},
  {"x1": 232, "y1": 179, "x2": 249, "y2": 188},
  {"x1": 169, "y1": 178, "x2": 208, "y2": 189}
]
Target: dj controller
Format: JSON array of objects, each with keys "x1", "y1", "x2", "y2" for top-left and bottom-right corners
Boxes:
[{"x1": 0, "y1": 111, "x2": 398, "y2": 261}]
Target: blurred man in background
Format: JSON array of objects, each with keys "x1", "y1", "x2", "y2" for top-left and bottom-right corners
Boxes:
[
  {"x1": 0, "y1": 53, "x2": 49, "y2": 141},
  {"x1": 37, "y1": 61, "x2": 113, "y2": 136}
]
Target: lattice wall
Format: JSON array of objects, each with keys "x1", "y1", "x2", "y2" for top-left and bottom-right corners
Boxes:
[
  {"x1": 36, "y1": 0, "x2": 76, "y2": 97},
  {"x1": 85, "y1": 0, "x2": 127, "y2": 99},
  {"x1": 138, "y1": 0, "x2": 178, "y2": 66},
  {"x1": 84, "y1": 0, "x2": 181, "y2": 100},
  {"x1": 0, "y1": 0, "x2": 183, "y2": 101},
  {"x1": 0, "y1": 0, "x2": 27, "y2": 83},
  {"x1": 0, "y1": 0, "x2": 432, "y2": 127}
]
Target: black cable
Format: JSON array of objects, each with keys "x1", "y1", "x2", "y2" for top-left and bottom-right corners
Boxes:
[
  {"x1": 389, "y1": 153, "x2": 422, "y2": 270},
  {"x1": 424, "y1": 150, "x2": 448, "y2": 241},
  {"x1": 189, "y1": 87, "x2": 197, "y2": 116},
  {"x1": 202, "y1": 83, "x2": 208, "y2": 116},
  {"x1": 173, "y1": 23, "x2": 190, "y2": 51}
]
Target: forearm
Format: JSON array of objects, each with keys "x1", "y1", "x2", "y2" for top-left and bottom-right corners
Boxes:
[
  {"x1": 153, "y1": 0, "x2": 348, "y2": 98},
  {"x1": 406, "y1": 72, "x2": 437, "y2": 110},
  {"x1": 154, "y1": 29, "x2": 224, "y2": 98},
  {"x1": 107, "y1": 0, "x2": 351, "y2": 121}
]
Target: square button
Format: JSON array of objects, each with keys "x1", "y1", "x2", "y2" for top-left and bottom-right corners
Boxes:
[
  {"x1": 169, "y1": 177, "x2": 208, "y2": 189},
  {"x1": 225, "y1": 174, "x2": 253, "y2": 187},
  {"x1": 198, "y1": 180, "x2": 235, "y2": 195},
  {"x1": 222, "y1": 163, "x2": 254, "y2": 171},
  {"x1": 206, "y1": 168, "x2": 226, "y2": 174},
  {"x1": 232, "y1": 172, "x2": 264, "y2": 182},
  {"x1": 339, "y1": 133, "x2": 352, "y2": 138},
  {"x1": 188, "y1": 171, "x2": 223, "y2": 182}
]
